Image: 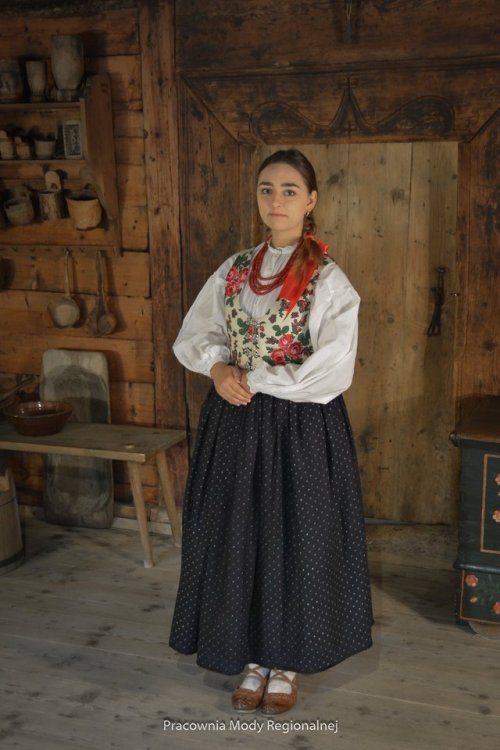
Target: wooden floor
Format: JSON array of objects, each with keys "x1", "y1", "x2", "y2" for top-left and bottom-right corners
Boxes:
[{"x1": 1, "y1": 519, "x2": 500, "y2": 750}]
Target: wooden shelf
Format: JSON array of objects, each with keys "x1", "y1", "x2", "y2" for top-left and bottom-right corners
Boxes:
[
  {"x1": 0, "y1": 218, "x2": 112, "y2": 246},
  {"x1": 0, "y1": 76, "x2": 121, "y2": 253},
  {"x1": 0, "y1": 159, "x2": 85, "y2": 165},
  {"x1": 0, "y1": 101, "x2": 80, "y2": 112}
]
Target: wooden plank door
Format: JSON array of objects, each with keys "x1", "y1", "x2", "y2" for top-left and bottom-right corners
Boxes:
[{"x1": 258, "y1": 143, "x2": 459, "y2": 524}]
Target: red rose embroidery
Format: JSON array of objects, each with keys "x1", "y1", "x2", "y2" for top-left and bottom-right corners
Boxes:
[
  {"x1": 226, "y1": 267, "x2": 239, "y2": 282},
  {"x1": 239, "y1": 267, "x2": 249, "y2": 282},
  {"x1": 493, "y1": 510, "x2": 500, "y2": 523},
  {"x1": 226, "y1": 281, "x2": 239, "y2": 298},
  {"x1": 247, "y1": 324, "x2": 257, "y2": 337},
  {"x1": 279, "y1": 334, "x2": 294, "y2": 350},
  {"x1": 465, "y1": 574, "x2": 478, "y2": 587},
  {"x1": 288, "y1": 341, "x2": 304, "y2": 358},
  {"x1": 271, "y1": 349, "x2": 286, "y2": 364},
  {"x1": 493, "y1": 602, "x2": 500, "y2": 615},
  {"x1": 469, "y1": 597, "x2": 478, "y2": 603}
]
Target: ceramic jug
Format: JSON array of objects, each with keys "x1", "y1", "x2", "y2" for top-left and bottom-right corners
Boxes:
[{"x1": 51, "y1": 35, "x2": 84, "y2": 101}]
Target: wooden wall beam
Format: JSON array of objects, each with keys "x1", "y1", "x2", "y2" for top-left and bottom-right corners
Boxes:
[
  {"x1": 139, "y1": 0, "x2": 184, "y2": 429},
  {"x1": 176, "y1": 0, "x2": 500, "y2": 74}
]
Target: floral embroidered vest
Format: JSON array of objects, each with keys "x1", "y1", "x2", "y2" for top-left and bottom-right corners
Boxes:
[{"x1": 224, "y1": 248, "x2": 332, "y2": 371}]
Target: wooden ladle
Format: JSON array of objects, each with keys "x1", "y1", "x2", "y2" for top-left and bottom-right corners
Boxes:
[
  {"x1": 47, "y1": 248, "x2": 80, "y2": 328},
  {"x1": 87, "y1": 250, "x2": 116, "y2": 337}
]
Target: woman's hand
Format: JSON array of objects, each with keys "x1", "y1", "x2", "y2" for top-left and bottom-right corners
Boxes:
[{"x1": 210, "y1": 362, "x2": 253, "y2": 406}]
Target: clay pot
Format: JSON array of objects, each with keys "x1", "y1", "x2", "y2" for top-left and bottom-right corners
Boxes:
[
  {"x1": 66, "y1": 190, "x2": 102, "y2": 230},
  {"x1": 0, "y1": 60, "x2": 24, "y2": 103},
  {"x1": 25, "y1": 60, "x2": 46, "y2": 102},
  {"x1": 14, "y1": 137, "x2": 32, "y2": 160},
  {"x1": 34, "y1": 138, "x2": 56, "y2": 159},
  {"x1": 4, "y1": 197, "x2": 34, "y2": 226},
  {"x1": 0, "y1": 138, "x2": 15, "y2": 160},
  {"x1": 51, "y1": 35, "x2": 84, "y2": 101},
  {"x1": 3, "y1": 400, "x2": 73, "y2": 437}
]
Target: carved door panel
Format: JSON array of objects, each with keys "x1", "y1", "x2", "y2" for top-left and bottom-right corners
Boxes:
[{"x1": 258, "y1": 142, "x2": 459, "y2": 523}]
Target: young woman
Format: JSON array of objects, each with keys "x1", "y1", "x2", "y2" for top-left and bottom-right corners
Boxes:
[{"x1": 168, "y1": 149, "x2": 374, "y2": 715}]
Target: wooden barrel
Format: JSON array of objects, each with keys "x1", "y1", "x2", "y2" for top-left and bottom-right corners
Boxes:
[{"x1": 0, "y1": 463, "x2": 24, "y2": 574}]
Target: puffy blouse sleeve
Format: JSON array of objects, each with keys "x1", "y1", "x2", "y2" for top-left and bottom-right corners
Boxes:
[
  {"x1": 246, "y1": 263, "x2": 360, "y2": 404},
  {"x1": 172, "y1": 254, "x2": 235, "y2": 377}
]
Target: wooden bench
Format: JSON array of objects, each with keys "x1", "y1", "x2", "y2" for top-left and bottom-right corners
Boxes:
[{"x1": 0, "y1": 421, "x2": 185, "y2": 568}]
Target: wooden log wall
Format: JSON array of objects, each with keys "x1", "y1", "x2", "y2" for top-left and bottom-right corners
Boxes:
[
  {"x1": 176, "y1": 0, "x2": 500, "y2": 73},
  {"x1": 1, "y1": 0, "x2": 498, "y2": 526},
  {"x1": 0, "y1": 3, "x2": 187, "y2": 520},
  {"x1": 176, "y1": 0, "x2": 500, "y2": 419},
  {"x1": 456, "y1": 113, "x2": 500, "y2": 408}
]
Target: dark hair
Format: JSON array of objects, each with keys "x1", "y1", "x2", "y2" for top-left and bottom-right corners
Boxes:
[{"x1": 257, "y1": 149, "x2": 325, "y2": 279}]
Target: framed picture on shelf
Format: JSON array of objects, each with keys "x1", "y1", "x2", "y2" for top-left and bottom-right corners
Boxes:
[{"x1": 61, "y1": 120, "x2": 83, "y2": 159}]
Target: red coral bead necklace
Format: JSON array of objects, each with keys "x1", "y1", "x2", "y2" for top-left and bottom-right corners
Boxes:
[{"x1": 248, "y1": 238, "x2": 303, "y2": 295}]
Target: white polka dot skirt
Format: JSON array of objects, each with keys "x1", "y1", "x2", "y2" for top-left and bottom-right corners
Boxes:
[{"x1": 168, "y1": 386, "x2": 374, "y2": 675}]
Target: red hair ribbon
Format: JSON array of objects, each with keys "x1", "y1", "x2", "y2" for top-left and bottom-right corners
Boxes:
[
  {"x1": 278, "y1": 234, "x2": 330, "y2": 319},
  {"x1": 303, "y1": 233, "x2": 330, "y2": 256}
]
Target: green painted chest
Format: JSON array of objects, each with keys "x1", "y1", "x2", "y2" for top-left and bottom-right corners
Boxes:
[{"x1": 451, "y1": 398, "x2": 500, "y2": 626}]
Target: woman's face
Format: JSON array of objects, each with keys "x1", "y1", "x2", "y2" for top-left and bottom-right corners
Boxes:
[{"x1": 256, "y1": 162, "x2": 317, "y2": 244}]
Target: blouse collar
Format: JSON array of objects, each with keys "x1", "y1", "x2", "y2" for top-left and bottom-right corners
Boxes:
[{"x1": 264, "y1": 241, "x2": 295, "y2": 256}]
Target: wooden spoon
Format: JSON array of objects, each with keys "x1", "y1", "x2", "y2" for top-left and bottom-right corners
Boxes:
[
  {"x1": 87, "y1": 250, "x2": 117, "y2": 337},
  {"x1": 96, "y1": 251, "x2": 117, "y2": 336}
]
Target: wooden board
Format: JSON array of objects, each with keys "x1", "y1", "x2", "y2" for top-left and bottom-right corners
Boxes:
[
  {"x1": 40, "y1": 349, "x2": 113, "y2": 529},
  {"x1": 0, "y1": 336, "x2": 154, "y2": 383},
  {"x1": 2, "y1": 247, "x2": 150, "y2": 297},
  {"x1": 2, "y1": 519, "x2": 500, "y2": 749}
]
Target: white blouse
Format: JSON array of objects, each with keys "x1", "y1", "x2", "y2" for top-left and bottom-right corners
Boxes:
[{"x1": 172, "y1": 241, "x2": 360, "y2": 404}]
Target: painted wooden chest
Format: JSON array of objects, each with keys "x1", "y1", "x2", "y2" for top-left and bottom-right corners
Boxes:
[{"x1": 451, "y1": 397, "x2": 500, "y2": 626}]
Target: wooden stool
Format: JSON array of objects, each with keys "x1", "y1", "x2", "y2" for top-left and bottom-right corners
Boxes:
[{"x1": 0, "y1": 421, "x2": 186, "y2": 568}]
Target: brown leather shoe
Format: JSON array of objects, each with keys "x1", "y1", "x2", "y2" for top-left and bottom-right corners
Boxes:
[
  {"x1": 261, "y1": 669, "x2": 298, "y2": 715},
  {"x1": 231, "y1": 666, "x2": 269, "y2": 713}
]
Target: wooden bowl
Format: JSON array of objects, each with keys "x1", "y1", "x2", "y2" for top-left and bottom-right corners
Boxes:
[{"x1": 3, "y1": 400, "x2": 73, "y2": 436}]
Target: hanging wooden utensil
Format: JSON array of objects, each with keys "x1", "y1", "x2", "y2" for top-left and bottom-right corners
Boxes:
[
  {"x1": 86, "y1": 251, "x2": 101, "y2": 336},
  {"x1": 47, "y1": 248, "x2": 80, "y2": 328},
  {"x1": 96, "y1": 250, "x2": 117, "y2": 336},
  {"x1": 87, "y1": 251, "x2": 116, "y2": 337}
]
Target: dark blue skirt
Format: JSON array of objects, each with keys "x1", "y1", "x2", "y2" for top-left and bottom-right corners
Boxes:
[{"x1": 168, "y1": 386, "x2": 374, "y2": 675}]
